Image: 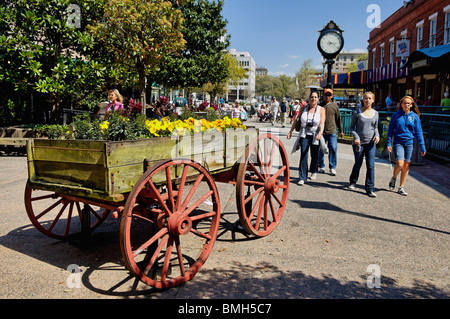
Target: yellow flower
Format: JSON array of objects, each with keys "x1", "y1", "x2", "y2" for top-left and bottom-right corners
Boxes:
[{"x1": 99, "y1": 121, "x2": 110, "y2": 132}]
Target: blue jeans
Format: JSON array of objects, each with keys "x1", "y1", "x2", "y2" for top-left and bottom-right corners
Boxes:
[
  {"x1": 318, "y1": 133, "x2": 338, "y2": 170},
  {"x1": 299, "y1": 135, "x2": 319, "y2": 181},
  {"x1": 393, "y1": 143, "x2": 414, "y2": 162},
  {"x1": 349, "y1": 141, "x2": 376, "y2": 192}
]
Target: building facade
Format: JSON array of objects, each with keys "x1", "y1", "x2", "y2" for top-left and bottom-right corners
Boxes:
[
  {"x1": 227, "y1": 49, "x2": 256, "y2": 103},
  {"x1": 256, "y1": 65, "x2": 268, "y2": 76},
  {"x1": 333, "y1": 50, "x2": 368, "y2": 73},
  {"x1": 367, "y1": 0, "x2": 450, "y2": 106}
]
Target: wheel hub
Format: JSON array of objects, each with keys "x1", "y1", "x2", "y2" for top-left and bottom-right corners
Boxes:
[
  {"x1": 168, "y1": 213, "x2": 192, "y2": 236},
  {"x1": 265, "y1": 177, "x2": 280, "y2": 194}
]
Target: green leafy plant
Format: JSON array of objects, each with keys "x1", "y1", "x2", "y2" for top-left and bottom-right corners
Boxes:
[
  {"x1": 73, "y1": 113, "x2": 103, "y2": 140},
  {"x1": 33, "y1": 124, "x2": 70, "y2": 140},
  {"x1": 378, "y1": 117, "x2": 391, "y2": 153}
]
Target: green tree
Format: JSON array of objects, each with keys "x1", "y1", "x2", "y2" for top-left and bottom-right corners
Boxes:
[
  {"x1": 154, "y1": 0, "x2": 230, "y2": 94},
  {"x1": 276, "y1": 75, "x2": 295, "y2": 99},
  {"x1": 294, "y1": 59, "x2": 316, "y2": 98},
  {"x1": 88, "y1": 0, "x2": 186, "y2": 112},
  {"x1": 255, "y1": 75, "x2": 281, "y2": 100},
  {"x1": 202, "y1": 53, "x2": 246, "y2": 103},
  {"x1": 0, "y1": 0, "x2": 106, "y2": 123}
]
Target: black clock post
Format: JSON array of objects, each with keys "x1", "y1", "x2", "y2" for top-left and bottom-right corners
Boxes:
[{"x1": 317, "y1": 21, "x2": 344, "y2": 89}]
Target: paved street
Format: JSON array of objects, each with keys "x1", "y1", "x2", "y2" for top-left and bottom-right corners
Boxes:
[{"x1": 0, "y1": 116, "x2": 449, "y2": 299}]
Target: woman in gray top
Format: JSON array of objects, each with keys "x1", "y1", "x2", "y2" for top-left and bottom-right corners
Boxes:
[{"x1": 347, "y1": 92, "x2": 380, "y2": 197}]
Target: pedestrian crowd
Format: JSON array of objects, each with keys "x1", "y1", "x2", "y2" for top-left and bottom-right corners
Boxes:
[
  {"x1": 103, "y1": 88, "x2": 427, "y2": 197},
  {"x1": 285, "y1": 89, "x2": 426, "y2": 197}
]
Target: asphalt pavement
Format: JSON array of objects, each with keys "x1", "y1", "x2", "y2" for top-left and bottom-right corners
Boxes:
[{"x1": 0, "y1": 115, "x2": 449, "y2": 300}]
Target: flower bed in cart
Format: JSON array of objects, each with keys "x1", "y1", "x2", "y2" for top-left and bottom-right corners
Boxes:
[{"x1": 28, "y1": 111, "x2": 253, "y2": 202}]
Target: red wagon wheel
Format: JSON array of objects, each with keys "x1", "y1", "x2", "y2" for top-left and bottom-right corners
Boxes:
[
  {"x1": 24, "y1": 182, "x2": 110, "y2": 240},
  {"x1": 120, "y1": 159, "x2": 220, "y2": 289},
  {"x1": 236, "y1": 133, "x2": 290, "y2": 237}
]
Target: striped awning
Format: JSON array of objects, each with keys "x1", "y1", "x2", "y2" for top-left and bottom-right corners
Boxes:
[{"x1": 321, "y1": 60, "x2": 410, "y2": 87}]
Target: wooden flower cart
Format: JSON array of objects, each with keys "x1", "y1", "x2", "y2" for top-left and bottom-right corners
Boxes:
[{"x1": 24, "y1": 128, "x2": 290, "y2": 288}]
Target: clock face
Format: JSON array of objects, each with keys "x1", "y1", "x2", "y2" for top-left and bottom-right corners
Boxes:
[{"x1": 319, "y1": 32, "x2": 343, "y2": 56}]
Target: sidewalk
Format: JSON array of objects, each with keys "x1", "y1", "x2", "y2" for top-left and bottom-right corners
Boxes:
[{"x1": 409, "y1": 160, "x2": 450, "y2": 193}]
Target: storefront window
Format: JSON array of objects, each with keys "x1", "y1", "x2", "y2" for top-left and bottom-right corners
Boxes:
[
  {"x1": 445, "y1": 11, "x2": 450, "y2": 44},
  {"x1": 429, "y1": 17, "x2": 437, "y2": 47}
]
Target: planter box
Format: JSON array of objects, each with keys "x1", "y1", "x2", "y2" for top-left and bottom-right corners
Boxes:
[{"x1": 26, "y1": 128, "x2": 258, "y2": 202}]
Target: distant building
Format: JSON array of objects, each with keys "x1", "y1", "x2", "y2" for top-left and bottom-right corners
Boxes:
[
  {"x1": 227, "y1": 49, "x2": 256, "y2": 102},
  {"x1": 367, "y1": 0, "x2": 450, "y2": 105},
  {"x1": 332, "y1": 50, "x2": 368, "y2": 73},
  {"x1": 321, "y1": 0, "x2": 449, "y2": 107},
  {"x1": 256, "y1": 65, "x2": 268, "y2": 76}
]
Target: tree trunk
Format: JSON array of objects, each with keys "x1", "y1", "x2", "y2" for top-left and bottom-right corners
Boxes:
[{"x1": 137, "y1": 61, "x2": 147, "y2": 115}]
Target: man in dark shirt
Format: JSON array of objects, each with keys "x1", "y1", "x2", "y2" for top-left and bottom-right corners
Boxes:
[
  {"x1": 318, "y1": 89, "x2": 344, "y2": 176},
  {"x1": 280, "y1": 97, "x2": 287, "y2": 128},
  {"x1": 174, "y1": 92, "x2": 188, "y2": 116}
]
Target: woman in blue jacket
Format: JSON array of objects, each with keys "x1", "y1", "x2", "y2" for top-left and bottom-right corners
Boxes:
[{"x1": 386, "y1": 96, "x2": 426, "y2": 196}]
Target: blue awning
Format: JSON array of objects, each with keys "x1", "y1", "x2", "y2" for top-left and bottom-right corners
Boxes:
[
  {"x1": 404, "y1": 43, "x2": 450, "y2": 70},
  {"x1": 410, "y1": 43, "x2": 450, "y2": 59}
]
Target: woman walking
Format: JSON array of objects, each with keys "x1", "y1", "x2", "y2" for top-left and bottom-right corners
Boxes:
[
  {"x1": 386, "y1": 95, "x2": 426, "y2": 196},
  {"x1": 287, "y1": 91, "x2": 325, "y2": 185},
  {"x1": 347, "y1": 92, "x2": 380, "y2": 197}
]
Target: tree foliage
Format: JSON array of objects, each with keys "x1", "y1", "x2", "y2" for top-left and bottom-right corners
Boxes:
[
  {"x1": 154, "y1": 0, "x2": 230, "y2": 90},
  {"x1": 88, "y1": 0, "x2": 186, "y2": 111},
  {"x1": 0, "y1": 0, "x2": 232, "y2": 124},
  {"x1": 256, "y1": 59, "x2": 317, "y2": 100},
  {"x1": 0, "y1": 0, "x2": 106, "y2": 122}
]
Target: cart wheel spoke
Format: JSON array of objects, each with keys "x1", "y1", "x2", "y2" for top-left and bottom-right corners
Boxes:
[
  {"x1": 47, "y1": 202, "x2": 68, "y2": 232},
  {"x1": 143, "y1": 234, "x2": 170, "y2": 276},
  {"x1": 174, "y1": 236, "x2": 186, "y2": 277},
  {"x1": 175, "y1": 165, "x2": 190, "y2": 211},
  {"x1": 236, "y1": 134, "x2": 290, "y2": 237},
  {"x1": 25, "y1": 182, "x2": 110, "y2": 240},
  {"x1": 121, "y1": 159, "x2": 220, "y2": 289},
  {"x1": 161, "y1": 236, "x2": 174, "y2": 282},
  {"x1": 267, "y1": 141, "x2": 277, "y2": 172},
  {"x1": 247, "y1": 162, "x2": 265, "y2": 182},
  {"x1": 268, "y1": 195, "x2": 277, "y2": 223},
  {"x1": 146, "y1": 179, "x2": 172, "y2": 216},
  {"x1": 165, "y1": 167, "x2": 175, "y2": 211},
  {"x1": 243, "y1": 187, "x2": 264, "y2": 206},
  {"x1": 184, "y1": 190, "x2": 213, "y2": 216},
  {"x1": 247, "y1": 191, "x2": 265, "y2": 222},
  {"x1": 64, "y1": 202, "x2": 74, "y2": 237},
  {"x1": 35, "y1": 199, "x2": 62, "y2": 220},
  {"x1": 132, "y1": 228, "x2": 168, "y2": 258},
  {"x1": 180, "y1": 173, "x2": 205, "y2": 212}
]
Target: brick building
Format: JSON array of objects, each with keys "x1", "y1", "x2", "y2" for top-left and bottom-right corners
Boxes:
[{"x1": 367, "y1": 0, "x2": 450, "y2": 106}]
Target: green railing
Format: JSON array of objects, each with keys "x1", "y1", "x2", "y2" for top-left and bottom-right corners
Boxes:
[{"x1": 339, "y1": 108, "x2": 450, "y2": 156}]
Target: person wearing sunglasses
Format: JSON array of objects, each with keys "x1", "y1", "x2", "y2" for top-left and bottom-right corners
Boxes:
[{"x1": 318, "y1": 88, "x2": 344, "y2": 176}]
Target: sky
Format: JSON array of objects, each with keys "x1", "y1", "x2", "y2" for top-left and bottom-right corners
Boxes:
[{"x1": 222, "y1": 0, "x2": 403, "y2": 77}]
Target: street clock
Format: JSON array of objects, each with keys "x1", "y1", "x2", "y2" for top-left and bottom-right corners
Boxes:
[
  {"x1": 317, "y1": 21, "x2": 344, "y2": 88},
  {"x1": 317, "y1": 21, "x2": 344, "y2": 59}
]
